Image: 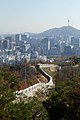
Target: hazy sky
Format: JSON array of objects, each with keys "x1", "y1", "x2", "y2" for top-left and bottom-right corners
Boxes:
[{"x1": 0, "y1": 0, "x2": 80, "y2": 33}]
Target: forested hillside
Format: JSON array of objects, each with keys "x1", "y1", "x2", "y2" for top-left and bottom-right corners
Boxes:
[{"x1": 0, "y1": 62, "x2": 80, "y2": 120}]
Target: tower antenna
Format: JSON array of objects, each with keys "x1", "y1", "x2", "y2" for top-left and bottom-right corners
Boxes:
[{"x1": 68, "y1": 18, "x2": 70, "y2": 26}]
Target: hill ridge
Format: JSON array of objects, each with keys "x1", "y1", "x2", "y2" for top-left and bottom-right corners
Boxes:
[{"x1": 31, "y1": 26, "x2": 80, "y2": 38}]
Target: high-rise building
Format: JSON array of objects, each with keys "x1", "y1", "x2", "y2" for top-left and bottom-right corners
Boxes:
[
  {"x1": 15, "y1": 33, "x2": 29, "y2": 41},
  {"x1": 3, "y1": 39, "x2": 9, "y2": 50},
  {"x1": 71, "y1": 37, "x2": 79, "y2": 48},
  {"x1": 40, "y1": 38, "x2": 50, "y2": 56},
  {"x1": 50, "y1": 38, "x2": 54, "y2": 49}
]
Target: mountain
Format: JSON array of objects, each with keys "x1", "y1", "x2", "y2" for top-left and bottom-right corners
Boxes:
[{"x1": 31, "y1": 26, "x2": 80, "y2": 38}]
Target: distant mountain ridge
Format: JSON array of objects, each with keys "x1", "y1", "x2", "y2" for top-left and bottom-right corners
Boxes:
[{"x1": 31, "y1": 26, "x2": 80, "y2": 38}]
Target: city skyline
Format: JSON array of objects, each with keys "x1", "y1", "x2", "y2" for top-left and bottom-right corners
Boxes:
[{"x1": 0, "y1": 0, "x2": 80, "y2": 34}]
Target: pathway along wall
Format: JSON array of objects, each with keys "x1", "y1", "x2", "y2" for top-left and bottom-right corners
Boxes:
[{"x1": 16, "y1": 64, "x2": 56, "y2": 97}]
